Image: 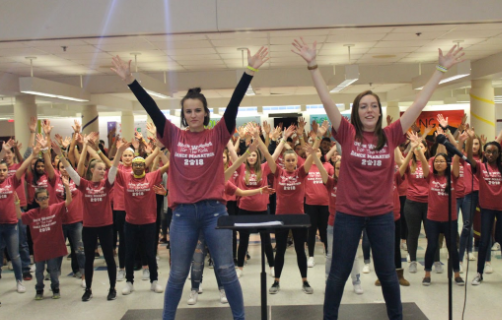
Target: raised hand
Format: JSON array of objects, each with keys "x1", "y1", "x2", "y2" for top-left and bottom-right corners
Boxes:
[
  {"x1": 62, "y1": 176, "x2": 70, "y2": 188},
  {"x1": 270, "y1": 125, "x2": 282, "y2": 140},
  {"x1": 435, "y1": 126, "x2": 445, "y2": 136},
  {"x1": 75, "y1": 133, "x2": 83, "y2": 145},
  {"x1": 386, "y1": 115, "x2": 393, "y2": 126},
  {"x1": 116, "y1": 137, "x2": 125, "y2": 150},
  {"x1": 248, "y1": 138, "x2": 260, "y2": 153},
  {"x1": 2, "y1": 140, "x2": 12, "y2": 152},
  {"x1": 466, "y1": 127, "x2": 475, "y2": 139},
  {"x1": 284, "y1": 125, "x2": 296, "y2": 139},
  {"x1": 42, "y1": 119, "x2": 53, "y2": 136},
  {"x1": 407, "y1": 132, "x2": 420, "y2": 149},
  {"x1": 62, "y1": 137, "x2": 71, "y2": 149},
  {"x1": 459, "y1": 131, "x2": 469, "y2": 143},
  {"x1": 146, "y1": 122, "x2": 157, "y2": 137},
  {"x1": 291, "y1": 37, "x2": 317, "y2": 64},
  {"x1": 410, "y1": 123, "x2": 420, "y2": 134},
  {"x1": 32, "y1": 142, "x2": 41, "y2": 155},
  {"x1": 72, "y1": 120, "x2": 81, "y2": 133},
  {"x1": 36, "y1": 134, "x2": 48, "y2": 148},
  {"x1": 118, "y1": 138, "x2": 131, "y2": 152},
  {"x1": 260, "y1": 186, "x2": 275, "y2": 195},
  {"x1": 152, "y1": 184, "x2": 167, "y2": 196},
  {"x1": 423, "y1": 124, "x2": 434, "y2": 137},
  {"x1": 247, "y1": 46, "x2": 270, "y2": 70},
  {"x1": 262, "y1": 121, "x2": 271, "y2": 135},
  {"x1": 318, "y1": 120, "x2": 329, "y2": 137},
  {"x1": 302, "y1": 143, "x2": 317, "y2": 157},
  {"x1": 297, "y1": 117, "x2": 306, "y2": 135},
  {"x1": 13, "y1": 141, "x2": 22, "y2": 150},
  {"x1": 28, "y1": 117, "x2": 37, "y2": 133},
  {"x1": 437, "y1": 114, "x2": 449, "y2": 128},
  {"x1": 480, "y1": 134, "x2": 487, "y2": 146},
  {"x1": 51, "y1": 141, "x2": 62, "y2": 155},
  {"x1": 55, "y1": 133, "x2": 64, "y2": 146},
  {"x1": 111, "y1": 56, "x2": 134, "y2": 83},
  {"x1": 134, "y1": 130, "x2": 143, "y2": 142},
  {"x1": 438, "y1": 45, "x2": 465, "y2": 69},
  {"x1": 311, "y1": 120, "x2": 319, "y2": 135},
  {"x1": 131, "y1": 138, "x2": 139, "y2": 150}
]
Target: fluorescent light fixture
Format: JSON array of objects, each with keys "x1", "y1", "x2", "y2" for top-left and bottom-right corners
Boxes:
[
  {"x1": 145, "y1": 89, "x2": 169, "y2": 99},
  {"x1": 132, "y1": 72, "x2": 170, "y2": 99},
  {"x1": 330, "y1": 65, "x2": 359, "y2": 93},
  {"x1": 413, "y1": 61, "x2": 470, "y2": 90},
  {"x1": 246, "y1": 85, "x2": 255, "y2": 96},
  {"x1": 19, "y1": 77, "x2": 90, "y2": 102}
]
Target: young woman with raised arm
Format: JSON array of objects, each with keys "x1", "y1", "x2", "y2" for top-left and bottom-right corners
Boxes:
[{"x1": 292, "y1": 36, "x2": 464, "y2": 319}]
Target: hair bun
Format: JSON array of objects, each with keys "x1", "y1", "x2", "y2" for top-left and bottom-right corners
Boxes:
[{"x1": 187, "y1": 87, "x2": 202, "y2": 94}]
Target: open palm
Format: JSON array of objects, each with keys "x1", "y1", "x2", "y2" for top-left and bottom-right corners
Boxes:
[
  {"x1": 291, "y1": 37, "x2": 317, "y2": 63},
  {"x1": 247, "y1": 47, "x2": 270, "y2": 70},
  {"x1": 438, "y1": 45, "x2": 465, "y2": 69}
]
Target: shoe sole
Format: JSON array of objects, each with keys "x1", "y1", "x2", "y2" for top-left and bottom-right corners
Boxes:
[
  {"x1": 107, "y1": 296, "x2": 117, "y2": 301},
  {"x1": 52, "y1": 296, "x2": 60, "y2": 299},
  {"x1": 456, "y1": 282, "x2": 465, "y2": 286},
  {"x1": 302, "y1": 288, "x2": 313, "y2": 294},
  {"x1": 35, "y1": 297, "x2": 43, "y2": 300},
  {"x1": 82, "y1": 295, "x2": 93, "y2": 302},
  {"x1": 269, "y1": 288, "x2": 280, "y2": 294},
  {"x1": 422, "y1": 282, "x2": 431, "y2": 286}
]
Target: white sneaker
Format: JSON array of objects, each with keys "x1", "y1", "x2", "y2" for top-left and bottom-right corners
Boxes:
[
  {"x1": 434, "y1": 262, "x2": 443, "y2": 274},
  {"x1": 406, "y1": 254, "x2": 411, "y2": 263},
  {"x1": 269, "y1": 267, "x2": 275, "y2": 278},
  {"x1": 362, "y1": 264, "x2": 370, "y2": 274},
  {"x1": 459, "y1": 262, "x2": 463, "y2": 274},
  {"x1": 401, "y1": 242, "x2": 408, "y2": 251},
  {"x1": 122, "y1": 282, "x2": 134, "y2": 295},
  {"x1": 81, "y1": 279, "x2": 86, "y2": 288},
  {"x1": 117, "y1": 269, "x2": 125, "y2": 282},
  {"x1": 409, "y1": 261, "x2": 417, "y2": 273},
  {"x1": 219, "y1": 289, "x2": 228, "y2": 304},
  {"x1": 150, "y1": 280, "x2": 163, "y2": 293},
  {"x1": 17, "y1": 280, "x2": 26, "y2": 293},
  {"x1": 472, "y1": 273, "x2": 483, "y2": 285},
  {"x1": 307, "y1": 257, "x2": 315, "y2": 268},
  {"x1": 198, "y1": 283, "x2": 203, "y2": 294},
  {"x1": 187, "y1": 290, "x2": 198, "y2": 305},
  {"x1": 142, "y1": 269, "x2": 150, "y2": 281},
  {"x1": 353, "y1": 283, "x2": 364, "y2": 295},
  {"x1": 468, "y1": 253, "x2": 476, "y2": 261},
  {"x1": 30, "y1": 264, "x2": 36, "y2": 272},
  {"x1": 485, "y1": 263, "x2": 494, "y2": 274},
  {"x1": 236, "y1": 269, "x2": 243, "y2": 279}
]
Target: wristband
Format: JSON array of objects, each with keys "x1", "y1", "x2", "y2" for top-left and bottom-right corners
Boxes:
[
  {"x1": 97, "y1": 150, "x2": 102, "y2": 155},
  {"x1": 299, "y1": 135, "x2": 304, "y2": 139},
  {"x1": 436, "y1": 65, "x2": 448, "y2": 73},
  {"x1": 247, "y1": 66, "x2": 259, "y2": 72},
  {"x1": 245, "y1": 149, "x2": 251, "y2": 155},
  {"x1": 15, "y1": 200, "x2": 20, "y2": 205},
  {"x1": 307, "y1": 64, "x2": 318, "y2": 70},
  {"x1": 316, "y1": 136, "x2": 322, "y2": 140},
  {"x1": 281, "y1": 138, "x2": 287, "y2": 144}
]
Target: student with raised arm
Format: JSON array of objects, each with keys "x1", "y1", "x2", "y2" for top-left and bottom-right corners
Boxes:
[
  {"x1": 16, "y1": 174, "x2": 73, "y2": 300},
  {"x1": 52, "y1": 138, "x2": 130, "y2": 302},
  {"x1": 111, "y1": 47, "x2": 269, "y2": 320},
  {"x1": 292, "y1": 36, "x2": 464, "y2": 319}
]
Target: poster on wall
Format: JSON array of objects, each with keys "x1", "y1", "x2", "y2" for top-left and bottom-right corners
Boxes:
[
  {"x1": 107, "y1": 122, "x2": 118, "y2": 139},
  {"x1": 399, "y1": 110, "x2": 465, "y2": 136},
  {"x1": 134, "y1": 120, "x2": 147, "y2": 137}
]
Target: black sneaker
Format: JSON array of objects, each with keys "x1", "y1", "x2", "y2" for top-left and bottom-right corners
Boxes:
[
  {"x1": 82, "y1": 289, "x2": 93, "y2": 302},
  {"x1": 166, "y1": 241, "x2": 170, "y2": 250},
  {"x1": 107, "y1": 288, "x2": 117, "y2": 301},
  {"x1": 208, "y1": 258, "x2": 214, "y2": 269},
  {"x1": 455, "y1": 276, "x2": 465, "y2": 286},
  {"x1": 246, "y1": 252, "x2": 251, "y2": 260},
  {"x1": 159, "y1": 237, "x2": 168, "y2": 244},
  {"x1": 422, "y1": 277, "x2": 431, "y2": 286},
  {"x1": 302, "y1": 281, "x2": 314, "y2": 294},
  {"x1": 269, "y1": 281, "x2": 280, "y2": 294},
  {"x1": 23, "y1": 272, "x2": 33, "y2": 281},
  {"x1": 35, "y1": 290, "x2": 44, "y2": 300},
  {"x1": 52, "y1": 289, "x2": 60, "y2": 299}
]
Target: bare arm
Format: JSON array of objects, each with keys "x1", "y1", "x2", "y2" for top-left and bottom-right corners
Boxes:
[
  {"x1": 14, "y1": 193, "x2": 22, "y2": 220},
  {"x1": 224, "y1": 140, "x2": 258, "y2": 181},
  {"x1": 417, "y1": 147, "x2": 430, "y2": 178},
  {"x1": 394, "y1": 147, "x2": 404, "y2": 167},
  {"x1": 235, "y1": 186, "x2": 274, "y2": 197},
  {"x1": 76, "y1": 143, "x2": 89, "y2": 178},
  {"x1": 227, "y1": 140, "x2": 239, "y2": 164},
  {"x1": 38, "y1": 135, "x2": 55, "y2": 180},
  {"x1": 452, "y1": 155, "x2": 460, "y2": 178},
  {"x1": 313, "y1": 150, "x2": 328, "y2": 184},
  {"x1": 466, "y1": 128, "x2": 477, "y2": 169},
  {"x1": 62, "y1": 176, "x2": 73, "y2": 207},
  {"x1": 324, "y1": 144, "x2": 338, "y2": 162}
]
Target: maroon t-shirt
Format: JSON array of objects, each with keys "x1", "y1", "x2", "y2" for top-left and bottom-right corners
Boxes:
[
  {"x1": 332, "y1": 117, "x2": 406, "y2": 216},
  {"x1": 305, "y1": 163, "x2": 331, "y2": 206},
  {"x1": 325, "y1": 177, "x2": 337, "y2": 226},
  {"x1": 7, "y1": 163, "x2": 27, "y2": 207},
  {"x1": 224, "y1": 180, "x2": 238, "y2": 197},
  {"x1": 49, "y1": 172, "x2": 83, "y2": 225},
  {"x1": 236, "y1": 163, "x2": 271, "y2": 212},
  {"x1": 159, "y1": 118, "x2": 231, "y2": 209},
  {"x1": 113, "y1": 163, "x2": 133, "y2": 211},
  {"x1": 404, "y1": 161, "x2": 429, "y2": 203},
  {"x1": 0, "y1": 175, "x2": 22, "y2": 224},
  {"x1": 78, "y1": 178, "x2": 114, "y2": 227},
  {"x1": 426, "y1": 174, "x2": 458, "y2": 222},
  {"x1": 224, "y1": 163, "x2": 239, "y2": 202},
  {"x1": 474, "y1": 160, "x2": 502, "y2": 211},
  {"x1": 26, "y1": 172, "x2": 50, "y2": 205},
  {"x1": 22, "y1": 202, "x2": 68, "y2": 262},
  {"x1": 274, "y1": 166, "x2": 308, "y2": 214}
]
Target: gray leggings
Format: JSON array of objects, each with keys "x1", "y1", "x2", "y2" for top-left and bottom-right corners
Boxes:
[{"x1": 404, "y1": 199, "x2": 440, "y2": 262}]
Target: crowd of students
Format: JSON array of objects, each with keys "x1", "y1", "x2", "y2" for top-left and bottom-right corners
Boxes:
[{"x1": 1, "y1": 39, "x2": 501, "y2": 320}]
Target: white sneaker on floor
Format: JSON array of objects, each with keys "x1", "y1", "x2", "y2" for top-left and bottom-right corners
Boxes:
[
  {"x1": 406, "y1": 254, "x2": 410, "y2": 263},
  {"x1": 150, "y1": 280, "x2": 163, "y2": 293},
  {"x1": 459, "y1": 262, "x2": 463, "y2": 274},
  {"x1": 117, "y1": 269, "x2": 125, "y2": 282},
  {"x1": 401, "y1": 242, "x2": 408, "y2": 251},
  {"x1": 485, "y1": 263, "x2": 494, "y2": 274},
  {"x1": 142, "y1": 269, "x2": 150, "y2": 281},
  {"x1": 198, "y1": 284, "x2": 203, "y2": 294},
  {"x1": 122, "y1": 282, "x2": 134, "y2": 295},
  {"x1": 81, "y1": 279, "x2": 86, "y2": 288},
  {"x1": 236, "y1": 269, "x2": 243, "y2": 279},
  {"x1": 434, "y1": 262, "x2": 443, "y2": 274},
  {"x1": 468, "y1": 253, "x2": 476, "y2": 261},
  {"x1": 362, "y1": 264, "x2": 370, "y2": 274},
  {"x1": 269, "y1": 267, "x2": 275, "y2": 278},
  {"x1": 187, "y1": 290, "x2": 198, "y2": 305},
  {"x1": 409, "y1": 261, "x2": 417, "y2": 273},
  {"x1": 17, "y1": 281, "x2": 26, "y2": 293},
  {"x1": 307, "y1": 257, "x2": 315, "y2": 268},
  {"x1": 219, "y1": 289, "x2": 228, "y2": 304},
  {"x1": 353, "y1": 283, "x2": 364, "y2": 295},
  {"x1": 472, "y1": 273, "x2": 483, "y2": 285}
]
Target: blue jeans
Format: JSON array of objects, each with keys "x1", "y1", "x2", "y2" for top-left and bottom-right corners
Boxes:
[
  {"x1": 191, "y1": 231, "x2": 222, "y2": 290},
  {"x1": 326, "y1": 225, "x2": 361, "y2": 285},
  {"x1": 163, "y1": 200, "x2": 244, "y2": 320},
  {"x1": 0, "y1": 223, "x2": 23, "y2": 281},
  {"x1": 424, "y1": 219, "x2": 460, "y2": 272},
  {"x1": 58, "y1": 222, "x2": 85, "y2": 275},
  {"x1": 17, "y1": 218, "x2": 31, "y2": 274},
  {"x1": 458, "y1": 192, "x2": 477, "y2": 261},
  {"x1": 362, "y1": 228, "x2": 371, "y2": 264},
  {"x1": 477, "y1": 208, "x2": 502, "y2": 275},
  {"x1": 35, "y1": 258, "x2": 59, "y2": 291},
  {"x1": 324, "y1": 212, "x2": 402, "y2": 320}
]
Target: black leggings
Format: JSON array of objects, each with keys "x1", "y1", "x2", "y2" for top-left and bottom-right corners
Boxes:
[
  {"x1": 113, "y1": 210, "x2": 126, "y2": 269},
  {"x1": 399, "y1": 196, "x2": 408, "y2": 240},
  {"x1": 227, "y1": 201, "x2": 238, "y2": 260},
  {"x1": 155, "y1": 194, "x2": 163, "y2": 256},
  {"x1": 394, "y1": 219, "x2": 402, "y2": 269},
  {"x1": 82, "y1": 225, "x2": 116, "y2": 290},
  {"x1": 274, "y1": 228, "x2": 307, "y2": 279},
  {"x1": 305, "y1": 204, "x2": 329, "y2": 257},
  {"x1": 237, "y1": 209, "x2": 274, "y2": 268}
]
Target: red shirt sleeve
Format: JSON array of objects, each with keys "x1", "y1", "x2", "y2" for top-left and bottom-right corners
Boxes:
[{"x1": 224, "y1": 181, "x2": 238, "y2": 196}]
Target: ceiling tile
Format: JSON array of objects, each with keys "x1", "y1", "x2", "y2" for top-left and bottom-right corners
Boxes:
[
  {"x1": 375, "y1": 40, "x2": 430, "y2": 47},
  {"x1": 0, "y1": 47, "x2": 50, "y2": 57},
  {"x1": 58, "y1": 52, "x2": 113, "y2": 60},
  {"x1": 206, "y1": 31, "x2": 268, "y2": 39},
  {"x1": 215, "y1": 46, "x2": 263, "y2": 54},
  {"x1": 366, "y1": 47, "x2": 419, "y2": 54},
  {"x1": 171, "y1": 54, "x2": 221, "y2": 61},
  {"x1": 152, "y1": 40, "x2": 214, "y2": 50},
  {"x1": 326, "y1": 34, "x2": 386, "y2": 42},
  {"x1": 22, "y1": 39, "x2": 89, "y2": 47},
  {"x1": 178, "y1": 60, "x2": 225, "y2": 66},
  {"x1": 382, "y1": 32, "x2": 447, "y2": 41},
  {"x1": 210, "y1": 38, "x2": 268, "y2": 47},
  {"x1": 391, "y1": 25, "x2": 456, "y2": 33},
  {"x1": 323, "y1": 41, "x2": 377, "y2": 49},
  {"x1": 164, "y1": 48, "x2": 216, "y2": 55},
  {"x1": 142, "y1": 34, "x2": 207, "y2": 42},
  {"x1": 219, "y1": 53, "x2": 246, "y2": 59},
  {"x1": 270, "y1": 44, "x2": 294, "y2": 52},
  {"x1": 0, "y1": 42, "x2": 29, "y2": 49},
  {"x1": 330, "y1": 27, "x2": 394, "y2": 34},
  {"x1": 106, "y1": 50, "x2": 167, "y2": 59},
  {"x1": 452, "y1": 23, "x2": 502, "y2": 30},
  {"x1": 270, "y1": 29, "x2": 332, "y2": 37},
  {"x1": 440, "y1": 30, "x2": 501, "y2": 38},
  {"x1": 82, "y1": 36, "x2": 145, "y2": 45},
  {"x1": 270, "y1": 36, "x2": 326, "y2": 45},
  {"x1": 36, "y1": 45, "x2": 100, "y2": 54},
  {"x1": 94, "y1": 42, "x2": 157, "y2": 52}
]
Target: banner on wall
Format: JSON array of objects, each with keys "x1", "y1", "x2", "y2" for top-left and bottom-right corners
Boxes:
[
  {"x1": 399, "y1": 110, "x2": 465, "y2": 136},
  {"x1": 107, "y1": 121, "x2": 118, "y2": 139}
]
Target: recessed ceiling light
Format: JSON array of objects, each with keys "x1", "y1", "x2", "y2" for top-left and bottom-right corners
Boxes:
[{"x1": 372, "y1": 55, "x2": 396, "y2": 59}]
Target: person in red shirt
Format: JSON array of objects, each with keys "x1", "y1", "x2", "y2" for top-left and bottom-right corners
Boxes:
[
  {"x1": 111, "y1": 47, "x2": 269, "y2": 320},
  {"x1": 52, "y1": 138, "x2": 129, "y2": 302},
  {"x1": 466, "y1": 129, "x2": 502, "y2": 285},
  {"x1": 421, "y1": 147, "x2": 464, "y2": 286},
  {"x1": 117, "y1": 154, "x2": 169, "y2": 296},
  {"x1": 16, "y1": 175, "x2": 73, "y2": 300},
  {"x1": 0, "y1": 140, "x2": 39, "y2": 293},
  {"x1": 267, "y1": 122, "x2": 326, "y2": 295},
  {"x1": 293, "y1": 37, "x2": 464, "y2": 319}
]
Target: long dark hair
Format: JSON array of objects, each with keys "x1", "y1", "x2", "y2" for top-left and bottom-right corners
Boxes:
[
  {"x1": 350, "y1": 90, "x2": 386, "y2": 151},
  {"x1": 433, "y1": 153, "x2": 451, "y2": 193},
  {"x1": 482, "y1": 141, "x2": 502, "y2": 176},
  {"x1": 180, "y1": 87, "x2": 210, "y2": 128},
  {"x1": 33, "y1": 158, "x2": 45, "y2": 185}
]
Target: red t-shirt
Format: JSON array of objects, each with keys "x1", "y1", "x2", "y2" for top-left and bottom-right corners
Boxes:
[
  {"x1": 463, "y1": 154, "x2": 480, "y2": 192},
  {"x1": 224, "y1": 164, "x2": 239, "y2": 202},
  {"x1": 274, "y1": 166, "x2": 308, "y2": 214},
  {"x1": 159, "y1": 118, "x2": 231, "y2": 209},
  {"x1": 404, "y1": 161, "x2": 430, "y2": 203},
  {"x1": 456, "y1": 163, "x2": 466, "y2": 199},
  {"x1": 49, "y1": 172, "x2": 83, "y2": 224},
  {"x1": 276, "y1": 153, "x2": 305, "y2": 170},
  {"x1": 113, "y1": 163, "x2": 133, "y2": 211},
  {"x1": 474, "y1": 160, "x2": 502, "y2": 211},
  {"x1": 325, "y1": 177, "x2": 337, "y2": 226},
  {"x1": 236, "y1": 163, "x2": 271, "y2": 212},
  {"x1": 393, "y1": 171, "x2": 403, "y2": 221},
  {"x1": 7, "y1": 163, "x2": 27, "y2": 207},
  {"x1": 332, "y1": 117, "x2": 406, "y2": 216},
  {"x1": 22, "y1": 202, "x2": 68, "y2": 262},
  {"x1": 26, "y1": 172, "x2": 51, "y2": 205},
  {"x1": 224, "y1": 180, "x2": 238, "y2": 196},
  {"x1": 0, "y1": 175, "x2": 22, "y2": 224},
  {"x1": 305, "y1": 163, "x2": 331, "y2": 206},
  {"x1": 396, "y1": 162, "x2": 408, "y2": 197},
  {"x1": 77, "y1": 178, "x2": 114, "y2": 227},
  {"x1": 426, "y1": 173, "x2": 458, "y2": 222},
  {"x1": 116, "y1": 170, "x2": 162, "y2": 225}
]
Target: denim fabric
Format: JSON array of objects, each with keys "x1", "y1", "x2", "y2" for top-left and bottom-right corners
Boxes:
[
  {"x1": 58, "y1": 222, "x2": 85, "y2": 274},
  {"x1": 325, "y1": 225, "x2": 360, "y2": 284},
  {"x1": 458, "y1": 191, "x2": 477, "y2": 261},
  {"x1": 190, "y1": 230, "x2": 222, "y2": 290},
  {"x1": 0, "y1": 223, "x2": 23, "y2": 281},
  {"x1": 35, "y1": 258, "x2": 59, "y2": 291},
  {"x1": 424, "y1": 219, "x2": 460, "y2": 272},
  {"x1": 17, "y1": 218, "x2": 31, "y2": 273}
]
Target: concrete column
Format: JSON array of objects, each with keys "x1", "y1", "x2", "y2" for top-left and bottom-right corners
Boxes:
[
  {"x1": 386, "y1": 101, "x2": 400, "y2": 128},
  {"x1": 81, "y1": 105, "x2": 99, "y2": 135},
  {"x1": 121, "y1": 111, "x2": 134, "y2": 141},
  {"x1": 14, "y1": 95, "x2": 37, "y2": 154},
  {"x1": 470, "y1": 79, "x2": 495, "y2": 139}
]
